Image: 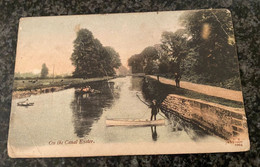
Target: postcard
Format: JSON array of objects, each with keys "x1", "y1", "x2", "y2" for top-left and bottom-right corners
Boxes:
[{"x1": 8, "y1": 9, "x2": 250, "y2": 158}]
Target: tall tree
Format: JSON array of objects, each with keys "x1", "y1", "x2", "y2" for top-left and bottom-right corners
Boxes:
[
  {"x1": 71, "y1": 29, "x2": 121, "y2": 78},
  {"x1": 41, "y1": 63, "x2": 49, "y2": 78},
  {"x1": 104, "y1": 46, "x2": 121, "y2": 75},
  {"x1": 154, "y1": 44, "x2": 170, "y2": 74},
  {"x1": 128, "y1": 54, "x2": 144, "y2": 74},
  {"x1": 140, "y1": 46, "x2": 159, "y2": 74},
  {"x1": 181, "y1": 9, "x2": 239, "y2": 82},
  {"x1": 160, "y1": 29, "x2": 190, "y2": 74}
]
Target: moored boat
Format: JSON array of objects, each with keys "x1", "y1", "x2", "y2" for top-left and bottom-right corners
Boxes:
[
  {"x1": 17, "y1": 102, "x2": 34, "y2": 106},
  {"x1": 106, "y1": 119, "x2": 165, "y2": 126}
]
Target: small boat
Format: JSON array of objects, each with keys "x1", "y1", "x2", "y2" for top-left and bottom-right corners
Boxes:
[
  {"x1": 106, "y1": 119, "x2": 165, "y2": 126},
  {"x1": 75, "y1": 88, "x2": 101, "y2": 94},
  {"x1": 17, "y1": 102, "x2": 34, "y2": 106}
]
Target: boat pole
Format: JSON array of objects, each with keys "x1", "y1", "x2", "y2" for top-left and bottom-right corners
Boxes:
[{"x1": 136, "y1": 93, "x2": 167, "y2": 119}]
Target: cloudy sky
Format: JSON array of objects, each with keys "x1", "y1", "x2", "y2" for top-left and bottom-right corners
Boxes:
[{"x1": 15, "y1": 11, "x2": 184, "y2": 75}]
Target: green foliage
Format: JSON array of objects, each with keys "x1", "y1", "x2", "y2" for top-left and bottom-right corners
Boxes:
[
  {"x1": 160, "y1": 29, "x2": 190, "y2": 73},
  {"x1": 128, "y1": 46, "x2": 159, "y2": 74},
  {"x1": 181, "y1": 9, "x2": 240, "y2": 82},
  {"x1": 141, "y1": 46, "x2": 159, "y2": 74},
  {"x1": 104, "y1": 46, "x2": 121, "y2": 74},
  {"x1": 71, "y1": 29, "x2": 121, "y2": 78},
  {"x1": 128, "y1": 30, "x2": 189, "y2": 75},
  {"x1": 128, "y1": 9, "x2": 241, "y2": 90},
  {"x1": 40, "y1": 63, "x2": 49, "y2": 78},
  {"x1": 128, "y1": 54, "x2": 144, "y2": 73}
]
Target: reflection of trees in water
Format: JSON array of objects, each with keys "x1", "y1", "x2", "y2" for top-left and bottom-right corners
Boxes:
[
  {"x1": 129, "y1": 77, "x2": 144, "y2": 91},
  {"x1": 71, "y1": 81, "x2": 120, "y2": 138},
  {"x1": 141, "y1": 77, "x2": 170, "y2": 105},
  {"x1": 141, "y1": 77, "x2": 209, "y2": 141}
]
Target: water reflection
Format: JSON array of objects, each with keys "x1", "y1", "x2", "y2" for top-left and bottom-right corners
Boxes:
[
  {"x1": 71, "y1": 81, "x2": 119, "y2": 138},
  {"x1": 129, "y1": 76, "x2": 144, "y2": 91},
  {"x1": 151, "y1": 126, "x2": 158, "y2": 141}
]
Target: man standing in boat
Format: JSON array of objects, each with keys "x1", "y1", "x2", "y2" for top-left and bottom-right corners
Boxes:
[{"x1": 150, "y1": 99, "x2": 159, "y2": 121}]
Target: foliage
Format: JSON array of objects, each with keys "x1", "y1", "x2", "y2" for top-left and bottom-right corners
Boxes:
[
  {"x1": 40, "y1": 63, "x2": 49, "y2": 78},
  {"x1": 160, "y1": 29, "x2": 190, "y2": 73},
  {"x1": 128, "y1": 46, "x2": 159, "y2": 74},
  {"x1": 128, "y1": 9, "x2": 241, "y2": 90},
  {"x1": 141, "y1": 46, "x2": 159, "y2": 74},
  {"x1": 128, "y1": 54, "x2": 144, "y2": 73},
  {"x1": 128, "y1": 30, "x2": 189, "y2": 75},
  {"x1": 71, "y1": 29, "x2": 121, "y2": 78},
  {"x1": 180, "y1": 9, "x2": 240, "y2": 82}
]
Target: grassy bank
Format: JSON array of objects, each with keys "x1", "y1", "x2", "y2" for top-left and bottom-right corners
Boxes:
[
  {"x1": 158, "y1": 74, "x2": 241, "y2": 91},
  {"x1": 13, "y1": 77, "x2": 114, "y2": 91},
  {"x1": 143, "y1": 77, "x2": 244, "y2": 108}
]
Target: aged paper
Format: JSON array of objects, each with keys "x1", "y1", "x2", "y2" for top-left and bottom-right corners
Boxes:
[{"x1": 8, "y1": 9, "x2": 250, "y2": 158}]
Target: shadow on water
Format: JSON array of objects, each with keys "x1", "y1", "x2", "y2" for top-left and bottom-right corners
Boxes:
[
  {"x1": 70, "y1": 80, "x2": 120, "y2": 138},
  {"x1": 141, "y1": 77, "x2": 211, "y2": 141}
]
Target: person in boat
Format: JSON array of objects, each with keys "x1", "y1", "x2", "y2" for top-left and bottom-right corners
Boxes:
[
  {"x1": 174, "y1": 72, "x2": 181, "y2": 88},
  {"x1": 150, "y1": 99, "x2": 159, "y2": 121},
  {"x1": 82, "y1": 86, "x2": 91, "y2": 92}
]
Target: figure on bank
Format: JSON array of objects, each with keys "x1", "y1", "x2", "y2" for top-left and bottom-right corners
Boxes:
[
  {"x1": 150, "y1": 99, "x2": 159, "y2": 121},
  {"x1": 174, "y1": 72, "x2": 181, "y2": 88}
]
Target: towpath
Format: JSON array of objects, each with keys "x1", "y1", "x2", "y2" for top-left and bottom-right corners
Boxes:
[{"x1": 148, "y1": 75, "x2": 243, "y2": 102}]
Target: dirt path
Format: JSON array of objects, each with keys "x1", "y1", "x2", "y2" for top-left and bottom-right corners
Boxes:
[{"x1": 149, "y1": 75, "x2": 243, "y2": 102}]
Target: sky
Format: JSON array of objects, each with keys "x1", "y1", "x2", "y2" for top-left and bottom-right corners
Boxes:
[{"x1": 15, "y1": 11, "x2": 184, "y2": 75}]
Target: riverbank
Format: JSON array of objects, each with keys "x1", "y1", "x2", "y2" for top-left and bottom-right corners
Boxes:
[{"x1": 12, "y1": 76, "x2": 114, "y2": 99}]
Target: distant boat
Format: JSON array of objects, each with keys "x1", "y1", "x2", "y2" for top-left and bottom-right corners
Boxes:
[
  {"x1": 75, "y1": 88, "x2": 101, "y2": 94},
  {"x1": 106, "y1": 119, "x2": 165, "y2": 126},
  {"x1": 17, "y1": 102, "x2": 34, "y2": 107}
]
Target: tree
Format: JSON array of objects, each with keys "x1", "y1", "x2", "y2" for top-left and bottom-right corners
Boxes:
[
  {"x1": 128, "y1": 54, "x2": 144, "y2": 73},
  {"x1": 160, "y1": 29, "x2": 190, "y2": 74},
  {"x1": 154, "y1": 44, "x2": 170, "y2": 75},
  {"x1": 180, "y1": 9, "x2": 239, "y2": 82},
  {"x1": 140, "y1": 46, "x2": 159, "y2": 74},
  {"x1": 71, "y1": 29, "x2": 121, "y2": 78},
  {"x1": 104, "y1": 46, "x2": 121, "y2": 75},
  {"x1": 128, "y1": 46, "x2": 160, "y2": 74},
  {"x1": 41, "y1": 63, "x2": 49, "y2": 78}
]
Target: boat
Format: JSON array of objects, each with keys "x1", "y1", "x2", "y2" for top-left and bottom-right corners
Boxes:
[
  {"x1": 17, "y1": 102, "x2": 34, "y2": 106},
  {"x1": 75, "y1": 88, "x2": 101, "y2": 94},
  {"x1": 106, "y1": 119, "x2": 165, "y2": 126}
]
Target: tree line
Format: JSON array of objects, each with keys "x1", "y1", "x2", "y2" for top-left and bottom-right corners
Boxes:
[
  {"x1": 128, "y1": 10, "x2": 240, "y2": 89},
  {"x1": 71, "y1": 29, "x2": 121, "y2": 78}
]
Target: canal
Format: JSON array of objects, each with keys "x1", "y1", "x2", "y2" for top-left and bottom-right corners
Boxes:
[{"x1": 9, "y1": 76, "x2": 225, "y2": 148}]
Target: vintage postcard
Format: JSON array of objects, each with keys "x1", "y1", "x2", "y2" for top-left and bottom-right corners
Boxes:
[{"x1": 8, "y1": 9, "x2": 250, "y2": 158}]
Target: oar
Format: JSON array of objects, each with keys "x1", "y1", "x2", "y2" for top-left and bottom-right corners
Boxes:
[
  {"x1": 136, "y1": 92, "x2": 150, "y2": 106},
  {"x1": 136, "y1": 92, "x2": 167, "y2": 119}
]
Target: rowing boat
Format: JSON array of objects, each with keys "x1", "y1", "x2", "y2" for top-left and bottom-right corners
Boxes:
[
  {"x1": 17, "y1": 102, "x2": 34, "y2": 106},
  {"x1": 106, "y1": 119, "x2": 165, "y2": 126}
]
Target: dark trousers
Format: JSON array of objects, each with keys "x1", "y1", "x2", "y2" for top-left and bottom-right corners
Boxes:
[
  {"x1": 175, "y1": 79, "x2": 180, "y2": 87},
  {"x1": 151, "y1": 114, "x2": 157, "y2": 121}
]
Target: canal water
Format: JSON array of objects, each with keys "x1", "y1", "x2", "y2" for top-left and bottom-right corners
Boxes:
[{"x1": 9, "y1": 76, "x2": 224, "y2": 148}]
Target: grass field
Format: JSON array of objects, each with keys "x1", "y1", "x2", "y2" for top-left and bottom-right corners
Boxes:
[{"x1": 13, "y1": 77, "x2": 114, "y2": 91}]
